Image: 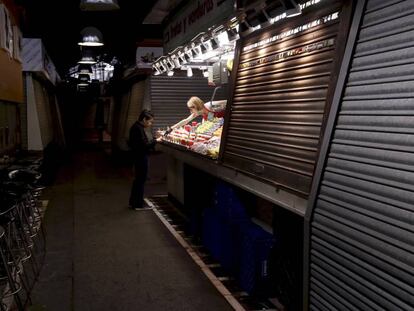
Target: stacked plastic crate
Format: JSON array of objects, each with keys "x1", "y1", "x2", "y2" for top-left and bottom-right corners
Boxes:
[
  {"x1": 202, "y1": 180, "x2": 275, "y2": 296},
  {"x1": 238, "y1": 222, "x2": 275, "y2": 296}
]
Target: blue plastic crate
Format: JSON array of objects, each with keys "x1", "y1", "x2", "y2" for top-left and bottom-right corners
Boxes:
[
  {"x1": 213, "y1": 181, "x2": 248, "y2": 222},
  {"x1": 218, "y1": 218, "x2": 250, "y2": 274},
  {"x1": 238, "y1": 222, "x2": 275, "y2": 295},
  {"x1": 202, "y1": 207, "x2": 222, "y2": 260}
]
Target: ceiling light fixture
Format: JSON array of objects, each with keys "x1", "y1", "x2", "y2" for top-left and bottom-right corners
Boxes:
[
  {"x1": 78, "y1": 49, "x2": 97, "y2": 64},
  {"x1": 80, "y1": 0, "x2": 120, "y2": 11},
  {"x1": 171, "y1": 55, "x2": 181, "y2": 67},
  {"x1": 210, "y1": 37, "x2": 220, "y2": 50},
  {"x1": 78, "y1": 73, "x2": 91, "y2": 85},
  {"x1": 183, "y1": 51, "x2": 192, "y2": 62},
  {"x1": 78, "y1": 64, "x2": 93, "y2": 74},
  {"x1": 78, "y1": 27, "x2": 104, "y2": 47},
  {"x1": 226, "y1": 26, "x2": 239, "y2": 41}
]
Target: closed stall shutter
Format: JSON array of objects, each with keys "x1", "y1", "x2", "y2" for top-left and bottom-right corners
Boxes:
[
  {"x1": 222, "y1": 1, "x2": 345, "y2": 196},
  {"x1": 309, "y1": 0, "x2": 414, "y2": 309},
  {"x1": 150, "y1": 75, "x2": 228, "y2": 130},
  {"x1": 115, "y1": 81, "x2": 146, "y2": 150},
  {"x1": 124, "y1": 81, "x2": 145, "y2": 139},
  {"x1": 115, "y1": 90, "x2": 131, "y2": 150},
  {"x1": 33, "y1": 77, "x2": 53, "y2": 148}
]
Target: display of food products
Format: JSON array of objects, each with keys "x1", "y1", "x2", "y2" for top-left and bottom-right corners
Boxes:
[
  {"x1": 195, "y1": 118, "x2": 224, "y2": 135},
  {"x1": 158, "y1": 117, "x2": 224, "y2": 159}
]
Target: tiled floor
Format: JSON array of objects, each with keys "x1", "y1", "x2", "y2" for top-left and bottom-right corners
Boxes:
[{"x1": 30, "y1": 149, "x2": 232, "y2": 311}]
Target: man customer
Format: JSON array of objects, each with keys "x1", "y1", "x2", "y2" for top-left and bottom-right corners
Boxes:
[{"x1": 128, "y1": 110, "x2": 160, "y2": 210}]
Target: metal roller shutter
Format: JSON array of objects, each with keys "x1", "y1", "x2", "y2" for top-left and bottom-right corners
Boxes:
[
  {"x1": 150, "y1": 75, "x2": 228, "y2": 130},
  {"x1": 115, "y1": 90, "x2": 131, "y2": 150},
  {"x1": 125, "y1": 81, "x2": 145, "y2": 138},
  {"x1": 309, "y1": 0, "x2": 414, "y2": 309},
  {"x1": 33, "y1": 77, "x2": 53, "y2": 148},
  {"x1": 222, "y1": 0, "x2": 346, "y2": 197}
]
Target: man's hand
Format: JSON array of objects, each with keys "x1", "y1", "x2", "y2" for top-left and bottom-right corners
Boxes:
[{"x1": 156, "y1": 137, "x2": 163, "y2": 142}]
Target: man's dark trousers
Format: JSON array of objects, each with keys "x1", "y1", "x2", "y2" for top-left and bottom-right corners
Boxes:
[{"x1": 129, "y1": 155, "x2": 148, "y2": 209}]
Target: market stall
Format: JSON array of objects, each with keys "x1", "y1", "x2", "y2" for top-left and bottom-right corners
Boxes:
[{"x1": 150, "y1": 0, "x2": 356, "y2": 307}]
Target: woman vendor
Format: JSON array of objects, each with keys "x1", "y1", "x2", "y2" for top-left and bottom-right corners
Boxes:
[{"x1": 170, "y1": 96, "x2": 227, "y2": 130}]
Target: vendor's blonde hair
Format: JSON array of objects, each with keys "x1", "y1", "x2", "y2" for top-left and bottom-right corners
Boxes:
[{"x1": 187, "y1": 96, "x2": 204, "y2": 111}]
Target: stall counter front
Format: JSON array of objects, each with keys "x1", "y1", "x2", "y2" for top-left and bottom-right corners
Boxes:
[{"x1": 158, "y1": 142, "x2": 307, "y2": 217}]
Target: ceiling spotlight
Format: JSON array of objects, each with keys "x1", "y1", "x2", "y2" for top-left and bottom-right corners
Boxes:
[
  {"x1": 78, "y1": 27, "x2": 104, "y2": 46},
  {"x1": 199, "y1": 43, "x2": 208, "y2": 54},
  {"x1": 187, "y1": 67, "x2": 193, "y2": 77},
  {"x1": 167, "y1": 70, "x2": 174, "y2": 76},
  {"x1": 158, "y1": 63, "x2": 166, "y2": 73},
  {"x1": 166, "y1": 58, "x2": 175, "y2": 70},
  {"x1": 183, "y1": 52, "x2": 191, "y2": 63},
  {"x1": 201, "y1": 40, "x2": 212, "y2": 53},
  {"x1": 80, "y1": 0, "x2": 120, "y2": 11},
  {"x1": 171, "y1": 55, "x2": 181, "y2": 67},
  {"x1": 226, "y1": 27, "x2": 239, "y2": 41},
  {"x1": 210, "y1": 37, "x2": 220, "y2": 50},
  {"x1": 177, "y1": 53, "x2": 186, "y2": 64},
  {"x1": 191, "y1": 44, "x2": 202, "y2": 57},
  {"x1": 155, "y1": 59, "x2": 166, "y2": 73},
  {"x1": 153, "y1": 67, "x2": 161, "y2": 75}
]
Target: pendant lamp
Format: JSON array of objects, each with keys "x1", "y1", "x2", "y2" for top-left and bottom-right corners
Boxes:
[
  {"x1": 80, "y1": 0, "x2": 120, "y2": 11},
  {"x1": 78, "y1": 27, "x2": 104, "y2": 47}
]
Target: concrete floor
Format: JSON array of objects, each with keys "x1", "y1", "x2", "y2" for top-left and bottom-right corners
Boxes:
[{"x1": 30, "y1": 149, "x2": 232, "y2": 311}]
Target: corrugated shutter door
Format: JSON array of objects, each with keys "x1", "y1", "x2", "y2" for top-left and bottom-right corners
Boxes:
[
  {"x1": 222, "y1": 1, "x2": 344, "y2": 197},
  {"x1": 124, "y1": 81, "x2": 145, "y2": 138},
  {"x1": 33, "y1": 78, "x2": 53, "y2": 148},
  {"x1": 310, "y1": 0, "x2": 414, "y2": 309},
  {"x1": 115, "y1": 90, "x2": 131, "y2": 150},
  {"x1": 150, "y1": 75, "x2": 228, "y2": 130}
]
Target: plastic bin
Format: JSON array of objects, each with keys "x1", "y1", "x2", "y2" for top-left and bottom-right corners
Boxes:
[{"x1": 238, "y1": 222, "x2": 275, "y2": 295}]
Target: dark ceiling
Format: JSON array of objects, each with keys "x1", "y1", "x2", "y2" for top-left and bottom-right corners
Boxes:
[{"x1": 18, "y1": 0, "x2": 162, "y2": 77}]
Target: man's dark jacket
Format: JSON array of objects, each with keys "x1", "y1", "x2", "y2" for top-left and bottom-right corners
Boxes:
[{"x1": 128, "y1": 121, "x2": 155, "y2": 158}]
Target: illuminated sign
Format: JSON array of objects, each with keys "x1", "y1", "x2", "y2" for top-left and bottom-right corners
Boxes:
[
  {"x1": 243, "y1": 12, "x2": 339, "y2": 53},
  {"x1": 240, "y1": 38, "x2": 335, "y2": 69}
]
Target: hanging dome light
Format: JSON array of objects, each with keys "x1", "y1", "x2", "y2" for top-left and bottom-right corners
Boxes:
[
  {"x1": 78, "y1": 27, "x2": 104, "y2": 47},
  {"x1": 78, "y1": 64, "x2": 93, "y2": 74},
  {"x1": 77, "y1": 73, "x2": 90, "y2": 86},
  {"x1": 78, "y1": 49, "x2": 97, "y2": 64},
  {"x1": 80, "y1": 0, "x2": 120, "y2": 11}
]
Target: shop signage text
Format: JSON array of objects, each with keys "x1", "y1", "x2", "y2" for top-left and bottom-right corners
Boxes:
[
  {"x1": 163, "y1": 0, "x2": 234, "y2": 53},
  {"x1": 240, "y1": 38, "x2": 335, "y2": 69},
  {"x1": 243, "y1": 12, "x2": 340, "y2": 53}
]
